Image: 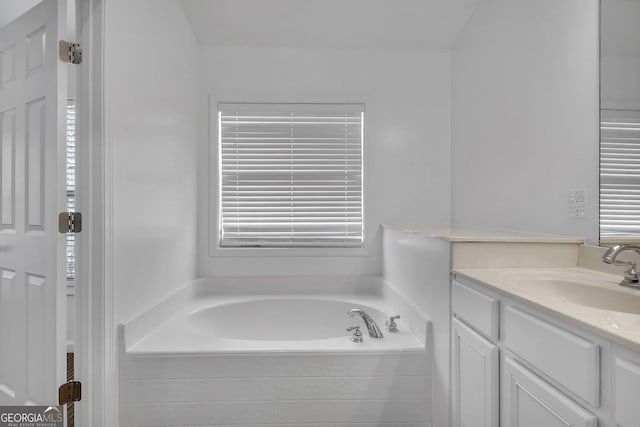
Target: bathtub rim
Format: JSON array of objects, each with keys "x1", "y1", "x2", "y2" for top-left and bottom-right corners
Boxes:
[{"x1": 121, "y1": 276, "x2": 431, "y2": 354}]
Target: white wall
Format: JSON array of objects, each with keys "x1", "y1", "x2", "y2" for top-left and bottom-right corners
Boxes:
[
  {"x1": 104, "y1": 0, "x2": 198, "y2": 323},
  {"x1": 451, "y1": 0, "x2": 600, "y2": 243},
  {"x1": 601, "y1": 0, "x2": 640, "y2": 110},
  {"x1": 197, "y1": 47, "x2": 452, "y2": 276}
]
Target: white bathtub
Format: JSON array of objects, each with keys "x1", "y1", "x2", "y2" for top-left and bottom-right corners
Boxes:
[
  {"x1": 120, "y1": 277, "x2": 432, "y2": 427},
  {"x1": 123, "y1": 276, "x2": 429, "y2": 353},
  {"x1": 189, "y1": 298, "x2": 389, "y2": 341}
]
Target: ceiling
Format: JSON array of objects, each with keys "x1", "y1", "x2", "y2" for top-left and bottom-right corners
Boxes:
[
  {"x1": 180, "y1": 0, "x2": 481, "y2": 49},
  {"x1": 0, "y1": 0, "x2": 41, "y2": 29}
]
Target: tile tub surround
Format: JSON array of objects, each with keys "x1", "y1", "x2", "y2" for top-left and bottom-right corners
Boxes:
[
  {"x1": 119, "y1": 276, "x2": 432, "y2": 426},
  {"x1": 120, "y1": 352, "x2": 431, "y2": 427}
]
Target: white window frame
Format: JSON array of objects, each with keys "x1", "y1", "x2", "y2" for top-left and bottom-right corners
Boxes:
[{"x1": 209, "y1": 97, "x2": 369, "y2": 257}]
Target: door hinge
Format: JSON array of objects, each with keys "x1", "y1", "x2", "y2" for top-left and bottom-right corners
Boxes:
[
  {"x1": 58, "y1": 212, "x2": 82, "y2": 233},
  {"x1": 58, "y1": 381, "x2": 81, "y2": 405},
  {"x1": 59, "y1": 40, "x2": 82, "y2": 64}
]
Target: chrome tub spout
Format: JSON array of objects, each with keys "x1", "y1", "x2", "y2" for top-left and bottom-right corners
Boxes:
[{"x1": 347, "y1": 308, "x2": 384, "y2": 338}]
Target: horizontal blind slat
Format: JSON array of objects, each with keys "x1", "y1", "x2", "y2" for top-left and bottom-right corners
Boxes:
[
  {"x1": 600, "y1": 109, "x2": 640, "y2": 238},
  {"x1": 219, "y1": 103, "x2": 364, "y2": 247}
]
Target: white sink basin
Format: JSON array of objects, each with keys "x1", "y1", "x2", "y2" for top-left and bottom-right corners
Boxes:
[
  {"x1": 511, "y1": 279, "x2": 640, "y2": 314},
  {"x1": 456, "y1": 267, "x2": 640, "y2": 349},
  {"x1": 496, "y1": 270, "x2": 640, "y2": 315}
]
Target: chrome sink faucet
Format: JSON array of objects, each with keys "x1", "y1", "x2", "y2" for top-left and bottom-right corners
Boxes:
[
  {"x1": 347, "y1": 308, "x2": 384, "y2": 338},
  {"x1": 601, "y1": 244, "x2": 640, "y2": 288}
]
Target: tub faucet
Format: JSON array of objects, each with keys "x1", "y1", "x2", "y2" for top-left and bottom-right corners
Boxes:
[
  {"x1": 601, "y1": 244, "x2": 640, "y2": 288},
  {"x1": 347, "y1": 308, "x2": 384, "y2": 338}
]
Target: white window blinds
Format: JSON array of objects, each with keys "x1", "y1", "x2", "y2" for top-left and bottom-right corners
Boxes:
[
  {"x1": 218, "y1": 103, "x2": 364, "y2": 248},
  {"x1": 66, "y1": 100, "x2": 76, "y2": 280},
  {"x1": 600, "y1": 109, "x2": 640, "y2": 240}
]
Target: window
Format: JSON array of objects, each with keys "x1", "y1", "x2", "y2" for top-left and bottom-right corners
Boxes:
[
  {"x1": 600, "y1": 109, "x2": 640, "y2": 241},
  {"x1": 66, "y1": 100, "x2": 76, "y2": 279},
  {"x1": 218, "y1": 103, "x2": 364, "y2": 248}
]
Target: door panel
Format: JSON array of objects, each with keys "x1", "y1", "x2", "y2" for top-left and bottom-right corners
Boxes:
[
  {"x1": 614, "y1": 356, "x2": 640, "y2": 427},
  {"x1": 502, "y1": 356, "x2": 597, "y2": 427},
  {"x1": 451, "y1": 317, "x2": 499, "y2": 427},
  {"x1": 0, "y1": 0, "x2": 66, "y2": 406}
]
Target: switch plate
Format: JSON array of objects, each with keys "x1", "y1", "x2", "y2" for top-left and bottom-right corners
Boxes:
[{"x1": 570, "y1": 189, "x2": 586, "y2": 218}]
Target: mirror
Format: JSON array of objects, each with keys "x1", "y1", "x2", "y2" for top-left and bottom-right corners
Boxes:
[{"x1": 600, "y1": 0, "x2": 640, "y2": 244}]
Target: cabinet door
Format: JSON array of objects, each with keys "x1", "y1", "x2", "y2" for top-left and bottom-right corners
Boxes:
[
  {"x1": 502, "y1": 356, "x2": 597, "y2": 427},
  {"x1": 614, "y1": 356, "x2": 640, "y2": 427},
  {"x1": 451, "y1": 317, "x2": 499, "y2": 427},
  {"x1": 504, "y1": 306, "x2": 599, "y2": 406}
]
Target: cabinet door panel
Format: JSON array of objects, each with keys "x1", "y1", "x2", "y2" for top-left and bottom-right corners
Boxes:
[
  {"x1": 502, "y1": 356, "x2": 597, "y2": 427},
  {"x1": 504, "y1": 306, "x2": 599, "y2": 406},
  {"x1": 615, "y1": 357, "x2": 640, "y2": 427},
  {"x1": 451, "y1": 317, "x2": 499, "y2": 427}
]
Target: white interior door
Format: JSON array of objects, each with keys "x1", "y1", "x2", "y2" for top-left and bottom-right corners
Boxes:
[{"x1": 0, "y1": 0, "x2": 67, "y2": 406}]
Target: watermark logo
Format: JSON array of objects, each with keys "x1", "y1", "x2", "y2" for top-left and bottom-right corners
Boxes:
[{"x1": 0, "y1": 406, "x2": 63, "y2": 427}]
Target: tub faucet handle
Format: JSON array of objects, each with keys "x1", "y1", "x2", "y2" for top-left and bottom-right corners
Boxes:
[
  {"x1": 386, "y1": 315, "x2": 401, "y2": 333},
  {"x1": 347, "y1": 325, "x2": 363, "y2": 343}
]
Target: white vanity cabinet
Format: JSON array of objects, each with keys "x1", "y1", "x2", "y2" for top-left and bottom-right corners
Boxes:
[
  {"x1": 451, "y1": 277, "x2": 604, "y2": 427},
  {"x1": 451, "y1": 280, "x2": 500, "y2": 427}
]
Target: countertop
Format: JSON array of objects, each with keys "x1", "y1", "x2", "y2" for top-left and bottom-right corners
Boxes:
[
  {"x1": 453, "y1": 267, "x2": 640, "y2": 353},
  {"x1": 382, "y1": 224, "x2": 585, "y2": 244}
]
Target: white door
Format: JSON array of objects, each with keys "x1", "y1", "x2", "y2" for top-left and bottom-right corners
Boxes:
[
  {"x1": 502, "y1": 356, "x2": 597, "y2": 427},
  {"x1": 0, "y1": 0, "x2": 67, "y2": 406},
  {"x1": 451, "y1": 317, "x2": 499, "y2": 427}
]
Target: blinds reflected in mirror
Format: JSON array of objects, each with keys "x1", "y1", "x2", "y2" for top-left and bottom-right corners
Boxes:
[
  {"x1": 218, "y1": 103, "x2": 364, "y2": 248},
  {"x1": 600, "y1": 109, "x2": 640, "y2": 240}
]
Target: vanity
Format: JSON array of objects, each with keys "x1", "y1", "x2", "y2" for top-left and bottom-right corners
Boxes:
[
  {"x1": 451, "y1": 269, "x2": 640, "y2": 427},
  {"x1": 382, "y1": 225, "x2": 640, "y2": 427}
]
